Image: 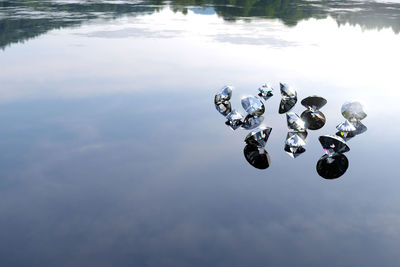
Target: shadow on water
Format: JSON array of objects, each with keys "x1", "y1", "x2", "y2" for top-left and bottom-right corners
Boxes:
[{"x1": 1, "y1": 0, "x2": 400, "y2": 50}]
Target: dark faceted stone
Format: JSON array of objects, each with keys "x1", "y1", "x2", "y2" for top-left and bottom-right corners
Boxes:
[
  {"x1": 301, "y1": 109, "x2": 326, "y2": 130},
  {"x1": 243, "y1": 145, "x2": 271, "y2": 169},
  {"x1": 278, "y1": 97, "x2": 297, "y2": 114},
  {"x1": 301, "y1": 96, "x2": 327, "y2": 110},
  {"x1": 215, "y1": 101, "x2": 231, "y2": 116},
  {"x1": 316, "y1": 153, "x2": 349, "y2": 179}
]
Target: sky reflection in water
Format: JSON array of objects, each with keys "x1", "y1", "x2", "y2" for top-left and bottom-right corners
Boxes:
[{"x1": 0, "y1": 1, "x2": 399, "y2": 266}]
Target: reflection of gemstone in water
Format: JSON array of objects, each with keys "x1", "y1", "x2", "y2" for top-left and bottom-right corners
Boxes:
[
  {"x1": 284, "y1": 144, "x2": 306, "y2": 158},
  {"x1": 215, "y1": 101, "x2": 231, "y2": 116},
  {"x1": 245, "y1": 126, "x2": 272, "y2": 147},
  {"x1": 225, "y1": 110, "x2": 243, "y2": 130},
  {"x1": 258, "y1": 84, "x2": 273, "y2": 100},
  {"x1": 301, "y1": 96, "x2": 327, "y2": 110},
  {"x1": 341, "y1": 101, "x2": 367, "y2": 121},
  {"x1": 214, "y1": 85, "x2": 232, "y2": 104},
  {"x1": 243, "y1": 145, "x2": 271, "y2": 169},
  {"x1": 242, "y1": 115, "x2": 264, "y2": 130},
  {"x1": 316, "y1": 153, "x2": 349, "y2": 179},
  {"x1": 300, "y1": 109, "x2": 326, "y2": 130},
  {"x1": 279, "y1": 97, "x2": 297, "y2": 114},
  {"x1": 241, "y1": 96, "x2": 265, "y2": 116},
  {"x1": 319, "y1": 135, "x2": 350, "y2": 154},
  {"x1": 286, "y1": 112, "x2": 306, "y2": 131}
]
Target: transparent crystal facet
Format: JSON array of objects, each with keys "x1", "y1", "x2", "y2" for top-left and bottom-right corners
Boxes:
[
  {"x1": 300, "y1": 109, "x2": 326, "y2": 130},
  {"x1": 241, "y1": 96, "x2": 265, "y2": 116},
  {"x1": 241, "y1": 115, "x2": 264, "y2": 130},
  {"x1": 284, "y1": 144, "x2": 306, "y2": 158},
  {"x1": 341, "y1": 101, "x2": 367, "y2": 121},
  {"x1": 258, "y1": 84, "x2": 273, "y2": 100},
  {"x1": 336, "y1": 120, "x2": 356, "y2": 132},
  {"x1": 285, "y1": 134, "x2": 306, "y2": 147},
  {"x1": 214, "y1": 85, "x2": 233, "y2": 104},
  {"x1": 215, "y1": 101, "x2": 232, "y2": 116},
  {"x1": 301, "y1": 96, "x2": 327, "y2": 110},
  {"x1": 280, "y1": 83, "x2": 297, "y2": 99},
  {"x1": 225, "y1": 110, "x2": 243, "y2": 130},
  {"x1": 279, "y1": 97, "x2": 297, "y2": 114},
  {"x1": 286, "y1": 112, "x2": 306, "y2": 131},
  {"x1": 245, "y1": 127, "x2": 272, "y2": 148},
  {"x1": 287, "y1": 130, "x2": 308, "y2": 141},
  {"x1": 319, "y1": 135, "x2": 350, "y2": 155}
]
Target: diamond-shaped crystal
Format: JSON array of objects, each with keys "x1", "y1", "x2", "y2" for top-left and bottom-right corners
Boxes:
[
  {"x1": 287, "y1": 130, "x2": 308, "y2": 141},
  {"x1": 215, "y1": 101, "x2": 232, "y2": 116},
  {"x1": 301, "y1": 96, "x2": 327, "y2": 110},
  {"x1": 242, "y1": 115, "x2": 264, "y2": 130},
  {"x1": 280, "y1": 83, "x2": 297, "y2": 99},
  {"x1": 258, "y1": 84, "x2": 273, "y2": 100},
  {"x1": 336, "y1": 120, "x2": 356, "y2": 132},
  {"x1": 351, "y1": 120, "x2": 368, "y2": 136},
  {"x1": 319, "y1": 135, "x2": 350, "y2": 155},
  {"x1": 316, "y1": 153, "x2": 349, "y2": 179},
  {"x1": 244, "y1": 145, "x2": 271, "y2": 169},
  {"x1": 341, "y1": 101, "x2": 367, "y2": 121},
  {"x1": 284, "y1": 144, "x2": 306, "y2": 158},
  {"x1": 245, "y1": 127, "x2": 272, "y2": 148},
  {"x1": 241, "y1": 96, "x2": 265, "y2": 116},
  {"x1": 300, "y1": 109, "x2": 326, "y2": 130},
  {"x1": 286, "y1": 112, "x2": 306, "y2": 131},
  {"x1": 214, "y1": 85, "x2": 233, "y2": 104},
  {"x1": 225, "y1": 110, "x2": 243, "y2": 130},
  {"x1": 285, "y1": 134, "x2": 306, "y2": 147}
]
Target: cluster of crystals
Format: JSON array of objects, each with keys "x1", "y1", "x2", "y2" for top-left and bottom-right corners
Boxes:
[
  {"x1": 316, "y1": 101, "x2": 367, "y2": 179},
  {"x1": 279, "y1": 83, "x2": 297, "y2": 114},
  {"x1": 284, "y1": 112, "x2": 308, "y2": 158},
  {"x1": 300, "y1": 96, "x2": 327, "y2": 130},
  {"x1": 215, "y1": 84, "x2": 272, "y2": 131}
]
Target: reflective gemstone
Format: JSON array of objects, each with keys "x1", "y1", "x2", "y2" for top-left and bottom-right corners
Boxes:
[
  {"x1": 287, "y1": 130, "x2": 308, "y2": 141},
  {"x1": 225, "y1": 110, "x2": 243, "y2": 130},
  {"x1": 284, "y1": 144, "x2": 306, "y2": 158},
  {"x1": 215, "y1": 101, "x2": 232, "y2": 116},
  {"x1": 280, "y1": 83, "x2": 297, "y2": 99},
  {"x1": 241, "y1": 96, "x2": 265, "y2": 116},
  {"x1": 316, "y1": 153, "x2": 349, "y2": 179},
  {"x1": 286, "y1": 112, "x2": 306, "y2": 131},
  {"x1": 279, "y1": 97, "x2": 297, "y2": 114},
  {"x1": 319, "y1": 135, "x2": 350, "y2": 155},
  {"x1": 351, "y1": 120, "x2": 368, "y2": 136},
  {"x1": 241, "y1": 115, "x2": 264, "y2": 130},
  {"x1": 301, "y1": 96, "x2": 327, "y2": 110},
  {"x1": 336, "y1": 120, "x2": 356, "y2": 132},
  {"x1": 245, "y1": 127, "x2": 272, "y2": 147},
  {"x1": 285, "y1": 134, "x2": 306, "y2": 147},
  {"x1": 258, "y1": 84, "x2": 273, "y2": 101},
  {"x1": 243, "y1": 145, "x2": 271, "y2": 169},
  {"x1": 341, "y1": 101, "x2": 367, "y2": 121},
  {"x1": 214, "y1": 85, "x2": 233, "y2": 104},
  {"x1": 300, "y1": 109, "x2": 326, "y2": 130}
]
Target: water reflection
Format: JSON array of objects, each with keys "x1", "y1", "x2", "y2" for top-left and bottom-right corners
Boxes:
[{"x1": 2, "y1": 0, "x2": 400, "y2": 50}]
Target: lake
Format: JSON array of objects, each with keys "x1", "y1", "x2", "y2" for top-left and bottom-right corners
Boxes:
[{"x1": 0, "y1": 0, "x2": 399, "y2": 266}]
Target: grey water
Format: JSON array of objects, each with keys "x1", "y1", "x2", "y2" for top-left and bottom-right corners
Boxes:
[{"x1": 0, "y1": 1, "x2": 399, "y2": 266}]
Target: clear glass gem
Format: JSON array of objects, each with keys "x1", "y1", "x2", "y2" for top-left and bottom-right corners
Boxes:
[
  {"x1": 225, "y1": 110, "x2": 243, "y2": 130},
  {"x1": 215, "y1": 101, "x2": 232, "y2": 116},
  {"x1": 316, "y1": 153, "x2": 349, "y2": 179},
  {"x1": 258, "y1": 84, "x2": 273, "y2": 100},
  {"x1": 280, "y1": 83, "x2": 297, "y2": 99},
  {"x1": 241, "y1": 115, "x2": 264, "y2": 130},
  {"x1": 285, "y1": 134, "x2": 306, "y2": 147},
  {"x1": 300, "y1": 109, "x2": 326, "y2": 130},
  {"x1": 301, "y1": 96, "x2": 327, "y2": 110},
  {"x1": 245, "y1": 127, "x2": 272, "y2": 148},
  {"x1": 214, "y1": 85, "x2": 233, "y2": 104},
  {"x1": 319, "y1": 135, "x2": 350, "y2": 155},
  {"x1": 241, "y1": 96, "x2": 265, "y2": 116},
  {"x1": 284, "y1": 144, "x2": 306, "y2": 158},
  {"x1": 336, "y1": 120, "x2": 356, "y2": 132},
  {"x1": 286, "y1": 112, "x2": 306, "y2": 131},
  {"x1": 287, "y1": 130, "x2": 308, "y2": 141},
  {"x1": 243, "y1": 145, "x2": 271, "y2": 169},
  {"x1": 341, "y1": 101, "x2": 367, "y2": 121}
]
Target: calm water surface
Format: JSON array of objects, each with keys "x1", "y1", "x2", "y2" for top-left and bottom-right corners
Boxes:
[{"x1": 0, "y1": 1, "x2": 400, "y2": 266}]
